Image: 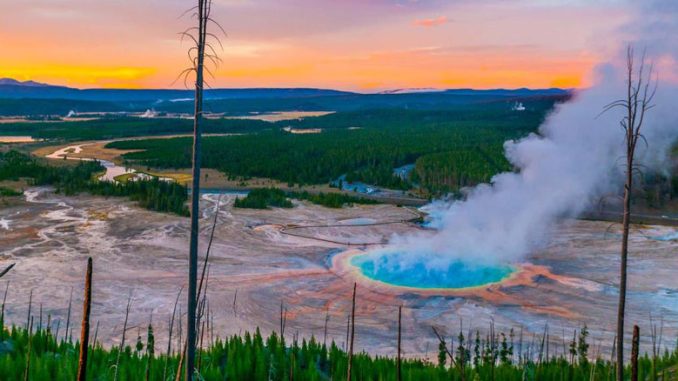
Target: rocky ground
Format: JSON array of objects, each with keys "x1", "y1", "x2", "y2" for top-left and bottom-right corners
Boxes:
[{"x1": 0, "y1": 188, "x2": 677, "y2": 360}]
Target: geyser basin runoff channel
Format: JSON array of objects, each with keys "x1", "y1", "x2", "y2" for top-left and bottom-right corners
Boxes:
[{"x1": 349, "y1": 250, "x2": 516, "y2": 290}]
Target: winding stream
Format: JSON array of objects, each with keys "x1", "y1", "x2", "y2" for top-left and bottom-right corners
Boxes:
[{"x1": 45, "y1": 143, "x2": 164, "y2": 182}]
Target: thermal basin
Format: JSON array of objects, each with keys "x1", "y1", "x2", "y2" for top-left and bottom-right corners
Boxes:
[{"x1": 350, "y1": 250, "x2": 515, "y2": 290}]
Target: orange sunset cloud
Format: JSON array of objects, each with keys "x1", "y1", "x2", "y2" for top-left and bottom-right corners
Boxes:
[
  {"x1": 413, "y1": 16, "x2": 448, "y2": 28},
  {"x1": 0, "y1": 0, "x2": 630, "y2": 90}
]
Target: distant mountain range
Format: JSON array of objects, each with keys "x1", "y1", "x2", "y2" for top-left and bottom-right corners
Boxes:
[
  {"x1": 379, "y1": 88, "x2": 567, "y2": 96},
  {"x1": 0, "y1": 78, "x2": 353, "y2": 102},
  {"x1": 0, "y1": 78, "x2": 571, "y2": 116},
  {"x1": 0, "y1": 78, "x2": 52, "y2": 87}
]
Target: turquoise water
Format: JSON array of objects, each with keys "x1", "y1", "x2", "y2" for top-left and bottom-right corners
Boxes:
[
  {"x1": 654, "y1": 231, "x2": 678, "y2": 241},
  {"x1": 351, "y1": 252, "x2": 515, "y2": 289}
]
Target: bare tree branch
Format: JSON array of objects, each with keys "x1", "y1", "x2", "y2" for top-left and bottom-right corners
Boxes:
[{"x1": 0, "y1": 263, "x2": 15, "y2": 279}]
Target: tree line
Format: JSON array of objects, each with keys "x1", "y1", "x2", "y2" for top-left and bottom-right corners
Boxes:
[
  {"x1": 0, "y1": 116, "x2": 270, "y2": 141},
  {"x1": 107, "y1": 107, "x2": 548, "y2": 194},
  {"x1": 233, "y1": 188, "x2": 379, "y2": 209},
  {"x1": 0, "y1": 150, "x2": 188, "y2": 216},
  {"x1": 0, "y1": 294, "x2": 673, "y2": 381}
]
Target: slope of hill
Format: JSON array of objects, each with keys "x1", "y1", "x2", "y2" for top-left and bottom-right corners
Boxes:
[
  {"x1": 0, "y1": 79, "x2": 355, "y2": 102},
  {"x1": 0, "y1": 78, "x2": 571, "y2": 117}
]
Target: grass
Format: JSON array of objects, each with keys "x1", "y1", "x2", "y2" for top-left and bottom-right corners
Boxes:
[
  {"x1": 138, "y1": 170, "x2": 192, "y2": 185},
  {"x1": 0, "y1": 186, "x2": 22, "y2": 197},
  {"x1": 113, "y1": 173, "x2": 136, "y2": 184}
]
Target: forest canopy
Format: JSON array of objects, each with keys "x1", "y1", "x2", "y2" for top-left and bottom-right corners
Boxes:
[{"x1": 107, "y1": 106, "x2": 552, "y2": 195}]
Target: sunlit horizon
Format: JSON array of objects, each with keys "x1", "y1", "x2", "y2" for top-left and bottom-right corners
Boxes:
[{"x1": 1, "y1": 0, "x2": 633, "y2": 91}]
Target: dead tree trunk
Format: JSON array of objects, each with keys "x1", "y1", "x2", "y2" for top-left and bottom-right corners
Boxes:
[
  {"x1": 1, "y1": 281, "x2": 9, "y2": 338},
  {"x1": 347, "y1": 283, "x2": 357, "y2": 381},
  {"x1": 397, "y1": 305, "x2": 402, "y2": 381},
  {"x1": 345, "y1": 313, "x2": 350, "y2": 352},
  {"x1": 185, "y1": 0, "x2": 205, "y2": 377},
  {"x1": 0, "y1": 263, "x2": 14, "y2": 279},
  {"x1": 24, "y1": 317, "x2": 33, "y2": 381},
  {"x1": 77, "y1": 257, "x2": 93, "y2": 381},
  {"x1": 26, "y1": 289, "x2": 32, "y2": 331},
  {"x1": 605, "y1": 46, "x2": 656, "y2": 381},
  {"x1": 175, "y1": 343, "x2": 186, "y2": 381},
  {"x1": 92, "y1": 321, "x2": 99, "y2": 348},
  {"x1": 280, "y1": 300, "x2": 287, "y2": 339},
  {"x1": 631, "y1": 325, "x2": 639, "y2": 381},
  {"x1": 178, "y1": 194, "x2": 220, "y2": 380},
  {"x1": 65, "y1": 288, "x2": 73, "y2": 343},
  {"x1": 432, "y1": 326, "x2": 466, "y2": 381},
  {"x1": 323, "y1": 308, "x2": 330, "y2": 348},
  {"x1": 114, "y1": 293, "x2": 132, "y2": 381},
  {"x1": 164, "y1": 287, "x2": 182, "y2": 381},
  {"x1": 184, "y1": 1, "x2": 219, "y2": 378}
]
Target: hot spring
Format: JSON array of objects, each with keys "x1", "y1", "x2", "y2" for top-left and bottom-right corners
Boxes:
[{"x1": 350, "y1": 250, "x2": 516, "y2": 290}]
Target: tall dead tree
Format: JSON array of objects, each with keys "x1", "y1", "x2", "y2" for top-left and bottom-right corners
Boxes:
[
  {"x1": 347, "y1": 283, "x2": 357, "y2": 381},
  {"x1": 26, "y1": 288, "x2": 32, "y2": 331},
  {"x1": 179, "y1": 1, "x2": 223, "y2": 379},
  {"x1": 280, "y1": 300, "x2": 287, "y2": 338},
  {"x1": 113, "y1": 292, "x2": 133, "y2": 381},
  {"x1": 397, "y1": 305, "x2": 402, "y2": 381},
  {"x1": 603, "y1": 46, "x2": 656, "y2": 381},
  {"x1": 323, "y1": 307, "x2": 330, "y2": 348},
  {"x1": 77, "y1": 257, "x2": 93, "y2": 381},
  {"x1": 24, "y1": 317, "x2": 33, "y2": 381},
  {"x1": 164, "y1": 287, "x2": 182, "y2": 381},
  {"x1": 185, "y1": 1, "x2": 206, "y2": 377},
  {"x1": 65, "y1": 287, "x2": 73, "y2": 343},
  {"x1": 1, "y1": 281, "x2": 9, "y2": 333},
  {"x1": 631, "y1": 325, "x2": 639, "y2": 381}
]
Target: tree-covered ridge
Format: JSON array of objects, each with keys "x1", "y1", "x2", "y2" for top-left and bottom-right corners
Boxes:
[
  {"x1": 0, "y1": 99, "x2": 555, "y2": 142},
  {"x1": 0, "y1": 151, "x2": 188, "y2": 216},
  {"x1": 0, "y1": 88, "x2": 569, "y2": 116}
]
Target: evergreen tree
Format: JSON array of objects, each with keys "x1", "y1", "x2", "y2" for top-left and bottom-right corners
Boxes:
[
  {"x1": 578, "y1": 326, "x2": 589, "y2": 365},
  {"x1": 473, "y1": 331, "x2": 481, "y2": 368},
  {"x1": 146, "y1": 324, "x2": 155, "y2": 358},
  {"x1": 569, "y1": 330, "x2": 578, "y2": 364},
  {"x1": 438, "y1": 340, "x2": 447, "y2": 369},
  {"x1": 500, "y1": 333, "x2": 511, "y2": 365}
]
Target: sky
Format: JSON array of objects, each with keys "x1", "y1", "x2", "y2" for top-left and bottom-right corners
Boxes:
[{"x1": 0, "y1": 0, "x2": 636, "y2": 91}]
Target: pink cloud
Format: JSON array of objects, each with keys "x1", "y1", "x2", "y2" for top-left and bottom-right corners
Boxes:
[{"x1": 413, "y1": 16, "x2": 448, "y2": 27}]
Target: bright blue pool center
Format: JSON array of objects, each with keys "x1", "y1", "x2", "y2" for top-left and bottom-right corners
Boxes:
[{"x1": 350, "y1": 251, "x2": 515, "y2": 289}]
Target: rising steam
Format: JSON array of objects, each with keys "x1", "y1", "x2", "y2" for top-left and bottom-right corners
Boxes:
[{"x1": 375, "y1": 1, "x2": 678, "y2": 271}]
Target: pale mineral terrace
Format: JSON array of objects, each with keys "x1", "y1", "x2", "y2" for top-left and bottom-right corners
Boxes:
[{"x1": 1, "y1": 188, "x2": 677, "y2": 359}]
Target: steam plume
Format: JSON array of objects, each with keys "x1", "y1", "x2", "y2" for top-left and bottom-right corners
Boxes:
[{"x1": 377, "y1": 1, "x2": 678, "y2": 270}]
